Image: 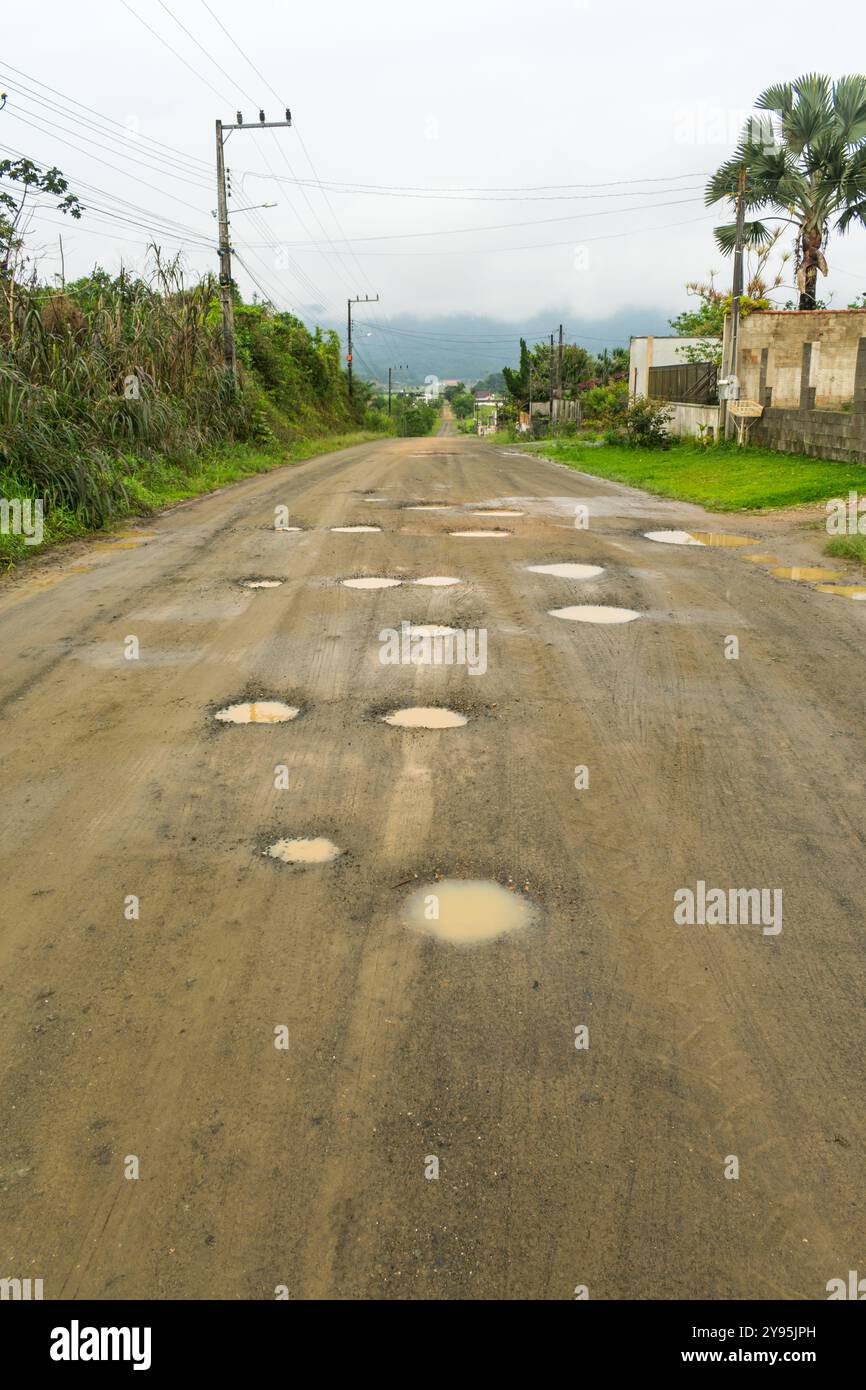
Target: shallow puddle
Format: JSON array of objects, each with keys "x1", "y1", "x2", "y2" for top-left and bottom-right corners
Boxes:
[
  {"x1": 449, "y1": 530, "x2": 510, "y2": 538},
  {"x1": 470, "y1": 509, "x2": 524, "y2": 517},
  {"x1": 643, "y1": 530, "x2": 704, "y2": 546},
  {"x1": 549, "y1": 605, "x2": 640, "y2": 624},
  {"x1": 331, "y1": 525, "x2": 382, "y2": 533},
  {"x1": 402, "y1": 879, "x2": 536, "y2": 945},
  {"x1": 243, "y1": 579, "x2": 282, "y2": 589},
  {"x1": 382, "y1": 707, "x2": 468, "y2": 729},
  {"x1": 406, "y1": 504, "x2": 452, "y2": 511},
  {"x1": 275, "y1": 525, "x2": 303, "y2": 532},
  {"x1": 215, "y1": 701, "x2": 300, "y2": 724},
  {"x1": 342, "y1": 576, "x2": 402, "y2": 589},
  {"x1": 405, "y1": 624, "x2": 460, "y2": 637},
  {"x1": 745, "y1": 554, "x2": 780, "y2": 564},
  {"x1": 771, "y1": 566, "x2": 844, "y2": 582},
  {"x1": 688, "y1": 531, "x2": 757, "y2": 547},
  {"x1": 413, "y1": 575, "x2": 462, "y2": 587},
  {"x1": 364, "y1": 498, "x2": 388, "y2": 503},
  {"x1": 815, "y1": 584, "x2": 866, "y2": 599},
  {"x1": 266, "y1": 837, "x2": 342, "y2": 864},
  {"x1": 526, "y1": 562, "x2": 603, "y2": 579}
]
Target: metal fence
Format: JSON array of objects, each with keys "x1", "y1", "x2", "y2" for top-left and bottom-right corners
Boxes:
[{"x1": 648, "y1": 363, "x2": 718, "y2": 405}]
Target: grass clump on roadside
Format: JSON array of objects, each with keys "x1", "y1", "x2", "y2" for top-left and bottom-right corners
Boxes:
[
  {"x1": 824, "y1": 533, "x2": 866, "y2": 564},
  {"x1": 525, "y1": 438, "x2": 866, "y2": 512}
]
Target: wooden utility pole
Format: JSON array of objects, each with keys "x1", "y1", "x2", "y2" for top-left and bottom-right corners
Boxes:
[
  {"x1": 214, "y1": 109, "x2": 293, "y2": 380},
  {"x1": 549, "y1": 334, "x2": 555, "y2": 431},
  {"x1": 723, "y1": 164, "x2": 747, "y2": 440},
  {"x1": 347, "y1": 294, "x2": 380, "y2": 398},
  {"x1": 557, "y1": 323, "x2": 564, "y2": 409}
]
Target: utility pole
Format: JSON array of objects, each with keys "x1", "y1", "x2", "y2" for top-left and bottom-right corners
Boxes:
[
  {"x1": 214, "y1": 108, "x2": 293, "y2": 380},
  {"x1": 723, "y1": 163, "x2": 746, "y2": 440},
  {"x1": 388, "y1": 363, "x2": 407, "y2": 415},
  {"x1": 549, "y1": 333, "x2": 555, "y2": 432},
  {"x1": 557, "y1": 323, "x2": 564, "y2": 412},
  {"x1": 347, "y1": 294, "x2": 380, "y2": 398}
]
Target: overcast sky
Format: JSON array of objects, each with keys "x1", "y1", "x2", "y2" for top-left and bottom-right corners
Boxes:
[{"x1": 3, "y1": 0, "x2": 865, "y2": 361}]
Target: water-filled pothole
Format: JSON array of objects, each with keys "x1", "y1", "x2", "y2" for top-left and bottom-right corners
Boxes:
[
  {"x1": 449, "y1": 529, "x2": 511, "y2": 538},
  {"x1": 526, "y1": 562, "x2": 603, "y2": 579},
  {"x1": 414, "y1": 575, "x2": 462, "y2": 586},
  {"x1": 242, "y1": 579, "x2": 282, "y2": 589},
  {"x1": 331, "y1": 525, "x2": 382, "y2": 533},
  {"x1": 746, "y1": 553, "x2": 780, "y2": 564},
  {"x1": 405, "y1": 504, "x2": 453, "y2": 511},
  {"x1": 688, "y1": 531, "x2": 757, "y2": 547},
  {"x1": 265, "y1": 837, "x2": 342, "y2": 864},
  {"x1": 771, "y1": 566, "x2": 844, "y2": 582},
  {"x1": 342, "y1": 576, "x2": 402, "y2": 589},
  {"x1": 643, "y1": 530, "x2": 704, "y2": 546},
  {"x1": 382, "y1": 707, "x2": 468, "y2": 729},
  {"x1": 549, "y1": 605, "x2": 640, "y2": 624},
  {"x1": 402, "y1": 878, "x2": 536, "y2": 945},
  {"x1": 815, "y1": 584, "x2": 866, "y2": 599},
  {"x1": 215, "y1": 701, "x2": 300, "y2": 724},
  {"x1": 405, "y1": 624, "x2": 460, "y2": 638},
  {"x1": 470, "y1": 509, "x2": 524, "y2": 517}
]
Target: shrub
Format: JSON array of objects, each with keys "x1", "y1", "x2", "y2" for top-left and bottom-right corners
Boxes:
[{"x1": 606, "y1": 396, "x2": 673, "y2": 449}]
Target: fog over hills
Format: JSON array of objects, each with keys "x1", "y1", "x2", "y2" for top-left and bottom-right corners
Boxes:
[{"x1": 322, "y1": 307, "x2": 675, "y2": 386}]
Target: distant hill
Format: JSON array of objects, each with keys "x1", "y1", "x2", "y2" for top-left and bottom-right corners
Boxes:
[{"x1": 331, "y1": 308, "x2": 673, "y2": 386}]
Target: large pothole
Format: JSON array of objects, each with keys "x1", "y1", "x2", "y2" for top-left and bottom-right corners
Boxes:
[
  {"x1": 342, "y1": 576, "x2": 402, "y2": 589},
  {"x1": 402, "y1": 878, "x2": 536, "y2": 945},
  {"x1": 215, "y1": 701, "x2": 300, "y2": 724},
  {"x1": 382, "y1": 706, "x2": 468, "y2": 729},
  {"x1": 526, "y1": 563, "x2": 603, "y2": 579},
  {"x1": 549, "y1": 605, "x2": 640, "y2": 624},
  {"x1": 265, "y1": 837, "x2": 342, "y2": 864}
]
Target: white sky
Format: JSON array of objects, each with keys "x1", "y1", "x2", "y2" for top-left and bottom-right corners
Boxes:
[{"x1": 3, "y1": 0, "x2": 865, "y2": 355}]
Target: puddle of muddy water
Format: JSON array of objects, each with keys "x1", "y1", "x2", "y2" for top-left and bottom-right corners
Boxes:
[
  {"x1": 275, "y1": 525, "x2": 303, "y2": 532},
  {"x1": 405, "y1": 624, "x2": 460, "y2": 637},
  {"x1": 382, "y1": 707, "x2": 468, "y2": 729},
  {"x1": 745, "y1": 554, "x2": 780, "y2": 564},
  {"x1": 215, "y1": 701, "x2": 300, "y2": 724},
  {"x1": 331, "y1": 525, "x2": 382, "y2": 533},
  {"x1": 688, "y1": 532, "x2": 757, "y2": 547},
  {"x1": 243, "y1": 580, "x2": 282, "y2": 589},
  {"x1": 815, "y1": 584, "x2": 866, "y2": 599},
  {"x1": 771, "y1": 566, "x2": 844, "y2": 582},
  {"x1": 406, "y1": 504, "x2": 453, "y2": 511},
  {"x1": 414, "y1": 576, "x2": 462, "y2": 587},
  {"x1": 266, "y1": 837, "x2": 342, "y2": 864},
  {"x1": 449, "y1": 530, "x2": 511, "y2": 538},
  {"x1": 526, "y1": 563, "x2": 603, "y2": 579},
  {"x1": 549, "y1": 605, "x2": 640, "y2": 624},
  {"x1": 342, "y1": 577, "x2": 402, "y2": 589},
  {"x1": 402, "y1": 879, "x2": 536, "y2": 945},
  {"x1": 470, "y1": 509, "x2": 524, "y2": 517},
  {"x1": 644, "y1": 530, "x2": 705, "y2": 546}
]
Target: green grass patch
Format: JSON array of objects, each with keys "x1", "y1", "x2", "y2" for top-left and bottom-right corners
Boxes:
[
  {"x1": 824, "y1": 533, "x2": 866, "y2": 564},
  {"x1": 0, "y1": 430, "x2": 383, "y2": 569},
  {"x1": 525, "y1": 439, "x2": 866, "y2": 512}
]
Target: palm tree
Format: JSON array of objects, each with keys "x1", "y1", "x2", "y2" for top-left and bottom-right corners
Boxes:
[{"x1": 706, "y1": 74, "x2": 866, "y2": 309}]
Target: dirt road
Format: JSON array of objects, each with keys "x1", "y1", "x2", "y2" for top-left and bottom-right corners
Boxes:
[{"x1": 2, "y1": 432, "x2": 864, "y2": 1301}]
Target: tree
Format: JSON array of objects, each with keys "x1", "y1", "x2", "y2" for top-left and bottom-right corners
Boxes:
[
  {"x1": 706, "y1": 74, "x2": 866, "y2": 310},
  {"x1": 502, "y1": 338, "x2": 531, "y2": 407},
  {"x1": 0, "y1": 158, "x2": 83, "y2": 278}
]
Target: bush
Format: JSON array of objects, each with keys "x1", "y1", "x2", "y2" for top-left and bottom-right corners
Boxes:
[
  {"x1": 606, "y1": 396, "x2": 673, "y2": 449},
  {"x1": 580, "y1": 380, "x2": 628, "y2": 427}
]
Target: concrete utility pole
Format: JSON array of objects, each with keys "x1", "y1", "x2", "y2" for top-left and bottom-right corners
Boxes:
[
  {"x1": 214, "y1": 109, "x2": 293, "y2": 380},
  {"x1": 347, "y1": 295, "x2": 380, "y2": 398},
  {"x1": 723, "y1": 163, "x2": 747, "y2": 440}
]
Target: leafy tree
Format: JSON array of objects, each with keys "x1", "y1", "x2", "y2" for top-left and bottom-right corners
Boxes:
[
  {"x1": 0, "y1": 158, "x2": 83, "y2": 277},
  {"x1": 706, "y1": 74, "x2": 866, "y2": 309}
]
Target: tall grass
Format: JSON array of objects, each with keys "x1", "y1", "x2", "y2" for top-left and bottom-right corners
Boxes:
[{"x1": 0, "y1": 251, "x2": 251, "y2": 527}]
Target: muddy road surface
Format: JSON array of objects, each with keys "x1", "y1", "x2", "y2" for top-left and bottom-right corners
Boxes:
[{"x1": 1, "y1": 433, "x2": 864, "y2": 1300}]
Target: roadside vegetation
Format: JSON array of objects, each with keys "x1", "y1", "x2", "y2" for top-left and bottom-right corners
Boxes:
[
  {"x1": 0, "y1": 156, "x2": 404, "y2": 567},
  {"x1": 522, "y1": 437, "x2": 866, "y2": 513}
]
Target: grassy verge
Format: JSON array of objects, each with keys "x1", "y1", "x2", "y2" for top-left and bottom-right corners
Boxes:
[
  {"x1": 525, "y1": 439, "x2": 866, "y2": 512},
  {"x1": 0, "y1": 430, "x2": 384, "y2": 569},
  {"x1": 824, "y1": 533, "x2": 866, "y2": 563}
]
